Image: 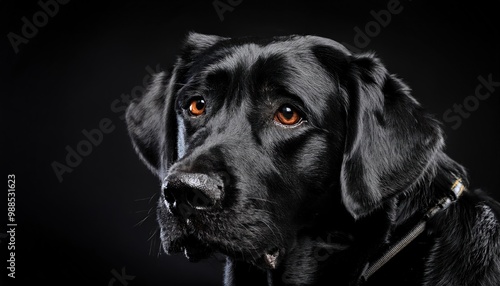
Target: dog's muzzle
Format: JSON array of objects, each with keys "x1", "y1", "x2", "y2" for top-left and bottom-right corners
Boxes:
[{"x1": 162, "y1": 172, "x2": 224, "y2": 218}]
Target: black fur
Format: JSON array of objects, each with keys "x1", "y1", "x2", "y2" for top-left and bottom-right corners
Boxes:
[{"x1": 126, "y1": 33, "x2": 500, "y2": 285}]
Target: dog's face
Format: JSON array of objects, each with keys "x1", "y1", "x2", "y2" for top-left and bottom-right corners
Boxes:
[{"x1": 126, "y1": 33, "x2": 442, "y2": 269}]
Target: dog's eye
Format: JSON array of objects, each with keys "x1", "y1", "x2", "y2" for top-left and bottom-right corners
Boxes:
[
  {"x1": 189, "y1": 98, "x2": 206, "y2": 116},
  {"x1": 274, "y1": 105, "x2": 302, "y2": 126}
]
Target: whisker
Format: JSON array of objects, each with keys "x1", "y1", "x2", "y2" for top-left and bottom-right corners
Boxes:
[
  {"x1": 260, "y1": 218, "x2": 283, "y2": 243},
  {"x1": 148, "y1": 228, "x2": 159, "y2": 256},
  {"x1": 148, "y1": 192, "x2": 158, "y2": 204},
  {"x1": 235, "y1": 222, "x2": 260, "y2": 262},
  {"x1": 135, "y1": 196, "x2": 153, "y2": 202},
  {"x1": 246, "y1": 197, "x2": 279, "y2": 205},
  {"x1": 148, "y1": 228, "x2": 159, "y2": 241},
  {"x1": 134, "y1": 214, "x2": 151, "y2": 228}
]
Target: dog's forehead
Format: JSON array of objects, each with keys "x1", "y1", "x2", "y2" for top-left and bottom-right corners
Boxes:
[{"x1": 198, "y1": 36, "x2": 346, "y2": 106}]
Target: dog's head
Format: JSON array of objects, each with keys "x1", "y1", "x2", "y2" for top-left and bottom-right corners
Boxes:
[{"x1": 126, "y1": 33, "x2": 443, "y2": 268}]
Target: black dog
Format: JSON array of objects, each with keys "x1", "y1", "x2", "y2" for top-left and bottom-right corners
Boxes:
[{"x1": 126, "y1": 33, "x2": 500, "y2": 285}]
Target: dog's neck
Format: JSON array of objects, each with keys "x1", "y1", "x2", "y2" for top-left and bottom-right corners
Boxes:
[{"x1": 225, "y1": 152, "x2": 468, "y2": 286}]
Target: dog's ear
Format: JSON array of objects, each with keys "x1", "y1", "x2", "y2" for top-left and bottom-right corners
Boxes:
[
  {"x1": 126, "y1": 71, "x2": 171, "y2": 176},
  {"x1": 339, "y1": 53, "x2": 444, "y2": 219},
  {"x1": 125, "y1": 32, "x2": 226, "y2": 177}
]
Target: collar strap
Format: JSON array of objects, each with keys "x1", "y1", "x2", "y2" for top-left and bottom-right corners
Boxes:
[{"x1": 360, "y1": 178, "x2": 467, "y2": 282}]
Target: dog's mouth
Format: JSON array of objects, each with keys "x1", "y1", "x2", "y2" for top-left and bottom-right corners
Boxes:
[
  {"x1": 162, "y1": 227, "x2": 285, "y2": 270},
  {"x1": 159, "y1": 202, "x2": 285, "y2": 269},
  {"x1": 167, "y1": 234, "x2": 283, "y2": 269},
  {"x1": 180, "y1": 239, "x2": 283, "y2": 270},
  {"x1": 163, "y1": 233, "x2": 284, "y2": 270},
  {"x1": 175, "y1": 236, "x2": 215, "y2": 262}
]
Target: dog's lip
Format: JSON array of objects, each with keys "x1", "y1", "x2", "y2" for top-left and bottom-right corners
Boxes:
[
  {"x1": 165, "y1": 231, "x2": 285, "y2": 268},
  {"x1": 166, "y1": 235, "x2": 215, "y2": 262},
  {"x1": 160, "y1": 202, "x2": 285, "y2": 267},
  {"x1": 183, "y1": 242, "x2": 214, "y2": 262}
]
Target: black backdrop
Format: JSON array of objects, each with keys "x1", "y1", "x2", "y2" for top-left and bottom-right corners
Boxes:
[{"x1": 2, "y1": 0, "x2": 499, "y2": 285}]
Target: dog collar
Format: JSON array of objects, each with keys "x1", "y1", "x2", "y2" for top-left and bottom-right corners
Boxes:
[
  {"x1": 451, "y1": 178, "x2": 466, "y2": 199},
  {"x1": 360, "y1": 178, "x2": 467, "y2": 282},
  {"x1": 423, "y1": 178, "x2": 466, "y2": 220}
]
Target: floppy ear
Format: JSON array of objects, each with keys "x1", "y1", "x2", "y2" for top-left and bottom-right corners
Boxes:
[
  {"x1": 340, "y1": 53, "x2": 444, "y2": 219},
  {"x1": 126, "y1": 71, "x2": 171, "y2": 176},
  {"x1": 125, "y1": 32, "x2": 226, "y2": 178}
]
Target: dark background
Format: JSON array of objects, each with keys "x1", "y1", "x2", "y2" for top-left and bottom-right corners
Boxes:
[{"x1": 1, "y1": 0, "x2": 499, "y2": 285}]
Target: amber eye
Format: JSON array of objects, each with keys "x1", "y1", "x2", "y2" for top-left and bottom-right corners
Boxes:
[
  {"x1": 274, "y1": 105, "x2": 302, "y2": 126},
  {"x1": 189, "y1": 98, "x2": 206, "y2": 116}
]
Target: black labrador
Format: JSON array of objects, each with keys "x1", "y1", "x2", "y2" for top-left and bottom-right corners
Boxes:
[{"x1": 126, "y1": 33, "x2": 500, "y2": 285}]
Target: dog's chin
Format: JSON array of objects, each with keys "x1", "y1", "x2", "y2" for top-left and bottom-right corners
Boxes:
[
  {"x1": 158, "y1": 200, "x2": 287, "y2": 269},
  {"x1": 161, "y1": 229, "x2": 284, "y2": 270}
]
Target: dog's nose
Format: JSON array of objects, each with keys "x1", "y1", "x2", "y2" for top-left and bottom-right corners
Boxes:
[{"x1": 162, "y1": 173, "x2": 224, "y2": 217}]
